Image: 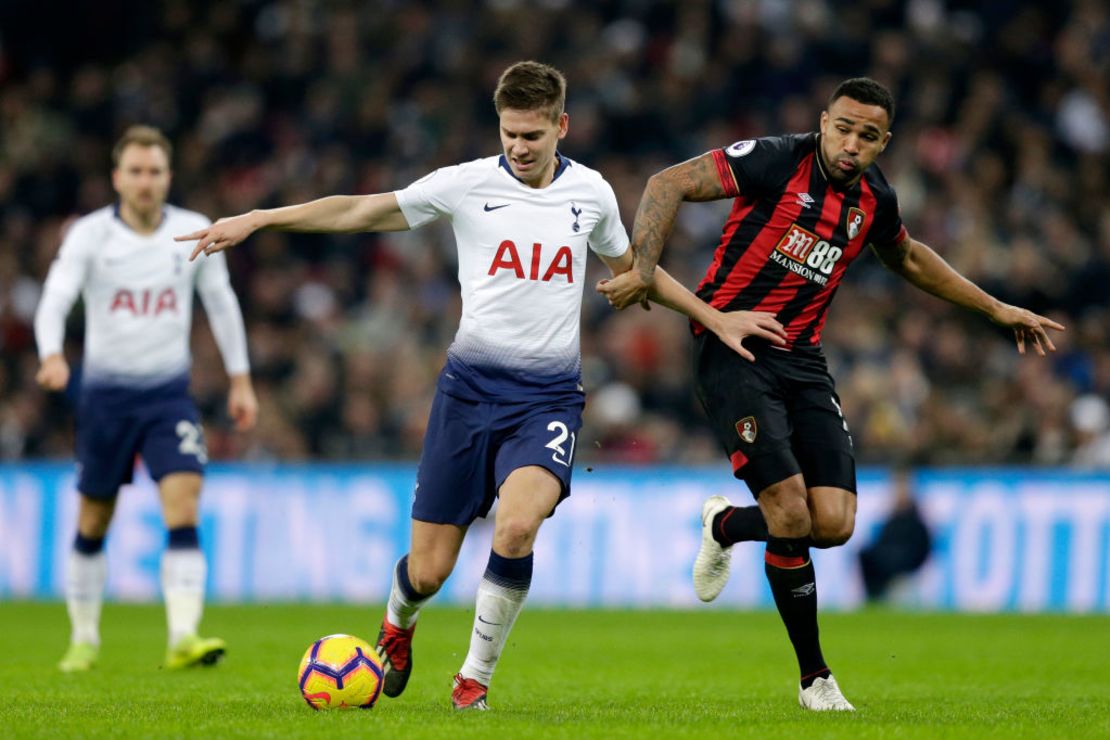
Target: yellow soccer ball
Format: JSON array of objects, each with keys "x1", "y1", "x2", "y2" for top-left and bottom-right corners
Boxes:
[{"x1": 297, "y1": 634, "x2": 384, "y2": 710}]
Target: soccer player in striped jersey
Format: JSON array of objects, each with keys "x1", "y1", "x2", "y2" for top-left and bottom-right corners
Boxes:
[
  {"x1": 600, "y1": 77, "x2": 1064, "y2": 711},
  {"x1": 177, "y1": 61, "x2": 785, "y2": 710},
  {"x1": 35, "y1": 126, "x2": 257, "y2": 673}
]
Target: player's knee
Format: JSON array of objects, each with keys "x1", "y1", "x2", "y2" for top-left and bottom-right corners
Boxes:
[
  {"x1": 406, "y1": 552, "x2": 457, "y2": 599},
  {"x1": 78, "y1": 496, "x2": 115, "y2": 536},
  {"x1": 763, "y1": 497, "x2": 811, "y2": 539},
  {"x1": 86, "y1": 510, "x2": 113, "y2": 532},
  {"x1": 492, "y1": 517, "x2": 540, "y2": 558},
  {"x1": 407, "y1": 558, "x2": 452, "y2": 595},
  {"x1": 811, "y1": 517, "x2": 854, "y2": 548},
  {"x1": 162, "y1": 504, "x2": 199, "y2": 530},
  {"x1": 79, "y1": 518, "x2": 112, "y2": 539}
]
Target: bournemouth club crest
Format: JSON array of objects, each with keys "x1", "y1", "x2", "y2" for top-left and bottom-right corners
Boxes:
[
  {"x1": 847, "y1": 207, "x2": 866, "y2": 240},
  {"x1": 735, "y1": 416, "x2": 758, "y2": 444}
]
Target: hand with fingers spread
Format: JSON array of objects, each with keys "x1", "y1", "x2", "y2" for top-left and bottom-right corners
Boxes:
[
  {"x1": 176, "y1": 212, "x2": 261, "y2": 260},
  {"x1": 989, "y1": 304, "x2": 1066, "y2": 357},
  {"x1": 705, "y1": 310, "x2": 788, "y2": 362}
]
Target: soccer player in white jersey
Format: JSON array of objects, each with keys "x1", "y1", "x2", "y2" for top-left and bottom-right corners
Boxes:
[
  {"x1": 178, "y1": 62, "x2": 786, "y2": 710},
  {"x1": 34, "y1": 126, "x2": 257, "y2": 673}
]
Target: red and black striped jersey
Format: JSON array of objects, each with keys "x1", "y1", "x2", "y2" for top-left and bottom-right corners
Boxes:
[{"x1": 694, "y1": 133, "x2": 906, "y2": 349}]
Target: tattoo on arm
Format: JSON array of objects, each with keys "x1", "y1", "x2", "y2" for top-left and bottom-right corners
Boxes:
[
  {"x1": 632, "y1": 153, "x2": 729, "y2": 280},
  {"x1": 676, "y1": 153, "x2": 730, "y2": 202}
]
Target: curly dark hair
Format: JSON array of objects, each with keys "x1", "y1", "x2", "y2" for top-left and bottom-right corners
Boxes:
[{"x1": 830, "y1": 78, "x2": 896, "y2": 125}]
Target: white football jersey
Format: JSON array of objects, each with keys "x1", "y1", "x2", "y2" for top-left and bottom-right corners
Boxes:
[
  {"x1": 34, "y1": 204, "x2": 250, "y2": 388},
  {"x1": 395, "y1": 154, "x2": 629, "y2": 400}
]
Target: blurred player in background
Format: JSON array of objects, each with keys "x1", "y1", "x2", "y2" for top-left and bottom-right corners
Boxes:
[
  {"x1": 599, "y1": 77, "x2": 1064, "y2": 710},
  {"x1": 34, "y1": 126, "x2": 257, "y2": 672},
  {"x1": 178, "y1": 61, "x2": 785, "y2": 710}
]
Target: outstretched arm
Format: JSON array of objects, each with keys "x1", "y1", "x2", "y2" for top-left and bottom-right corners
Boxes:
[
  {"x1": 604, "y1": 152, "x2": 732, "y2": 309},
  {"x1": 178, "y1": 193, "x2": 410, "y2": 260},
  {"x1": 872, "y1": 236, "x2": 1066, "y2": 355},
  {"x1": 597, "y1": 250, "x2": 785, "y2": 361}
]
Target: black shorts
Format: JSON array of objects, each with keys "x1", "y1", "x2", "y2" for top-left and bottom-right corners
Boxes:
[{"x1": 694, "y1": 333, "x2": 856, "y2": 497}]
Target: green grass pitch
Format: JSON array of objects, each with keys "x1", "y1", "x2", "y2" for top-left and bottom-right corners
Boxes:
[{"x1": 1, "y1": 602, "x2": 1107, "y2": 738}]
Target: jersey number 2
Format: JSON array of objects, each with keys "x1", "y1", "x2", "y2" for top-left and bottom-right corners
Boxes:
[
  {"x1": 545, "y1": 421, "x2": 576, "y2": 468},
  {"x1": 176, "y1": 420, "x2": 209, "y2": 464}
]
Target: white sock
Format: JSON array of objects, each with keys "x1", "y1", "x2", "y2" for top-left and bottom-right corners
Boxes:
[
  {"x1": 386, "y1": 555, "x2": 432, "y2": 629},
  {"x1": 161, "y1": 548, "x2": 207, "y2": 646},
  {"x1": 459, "y1": 572, "x2": 530, "y2": 686},
  {"x1": 66, "y1": 550, "x2": 107, "y2": 646}
]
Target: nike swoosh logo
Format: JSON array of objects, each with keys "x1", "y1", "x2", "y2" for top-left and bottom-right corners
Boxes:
[
  {"x1": 477, "y1": 615, "x2": 502, "y2": 626},
  {"x1": 483, "y1": 203, "x2": 511, "y2": 212}
]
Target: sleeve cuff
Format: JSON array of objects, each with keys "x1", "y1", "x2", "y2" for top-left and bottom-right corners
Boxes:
[{"x1": 712, "y1": 149, "x2": 740, "y2": 199}]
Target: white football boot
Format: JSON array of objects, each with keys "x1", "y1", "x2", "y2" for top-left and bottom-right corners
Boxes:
[
  {"x1": 692, "y1": 495, "x2": 734, "y2": 602},
  {"x1": 799, "y1": 675, "x2": 855, "y2": 711}
]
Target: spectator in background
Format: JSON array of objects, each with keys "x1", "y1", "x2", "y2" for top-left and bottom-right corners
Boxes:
[
  {"x1": 0, "y1": 1, "x2": 1106, "y2": 469},
  {"x1": 1070, "y1": 394, "x2": 1110, "y2": 468},
  {"x1": 858, "y1": 465, "x2": 932, "y2": 602}
]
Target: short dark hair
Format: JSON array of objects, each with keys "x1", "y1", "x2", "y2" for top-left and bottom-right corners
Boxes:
[
  {"x1": 112, "y1": 125, "x2": 173, "y2": 167},
  {"x1": 493, "y1": 61, "x2": 566, "y2": 122},
  {"x1": 829, "y1": 78, "x2": 895, "y2": 126}
]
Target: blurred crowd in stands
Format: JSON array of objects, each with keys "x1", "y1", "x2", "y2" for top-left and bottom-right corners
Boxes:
[{"x1": 1, "y1": 0, "x2": 1107, "y2": 467}]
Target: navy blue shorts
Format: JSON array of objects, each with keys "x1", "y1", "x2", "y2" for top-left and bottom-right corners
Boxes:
[
  {"x1": 412, "y1": 388, "x2": 584, "y2": 526},
  {"x1": 75, "y1": 377, "x2": 207, "y2": 499}
]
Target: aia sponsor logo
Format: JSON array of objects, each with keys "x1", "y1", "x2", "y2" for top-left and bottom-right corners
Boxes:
[
  {"x1": 735, "y1": 416, "x2": 757, "y2": 444},
  {"x1": 487, "y1": 240, "x2": 573, "y2": 283},
  {"x1": 109, "y1": 288, "x2": 178, "y2": 315}
]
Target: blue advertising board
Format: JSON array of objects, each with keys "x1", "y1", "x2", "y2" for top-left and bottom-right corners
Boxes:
[{"x1": 1, "y1": 464, "x2": 1107, "y2": 611}]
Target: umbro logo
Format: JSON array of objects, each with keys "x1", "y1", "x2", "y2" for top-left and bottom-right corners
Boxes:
[
  {"x1": 484, "y1": 202, "x2": 511, "y2": 212},
  {"x1": 792, "y1": 583, "x2": 816, "y2": 597},
  {"x1": 796, "y1": 192, "x2": 814, "y2": 209}
]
